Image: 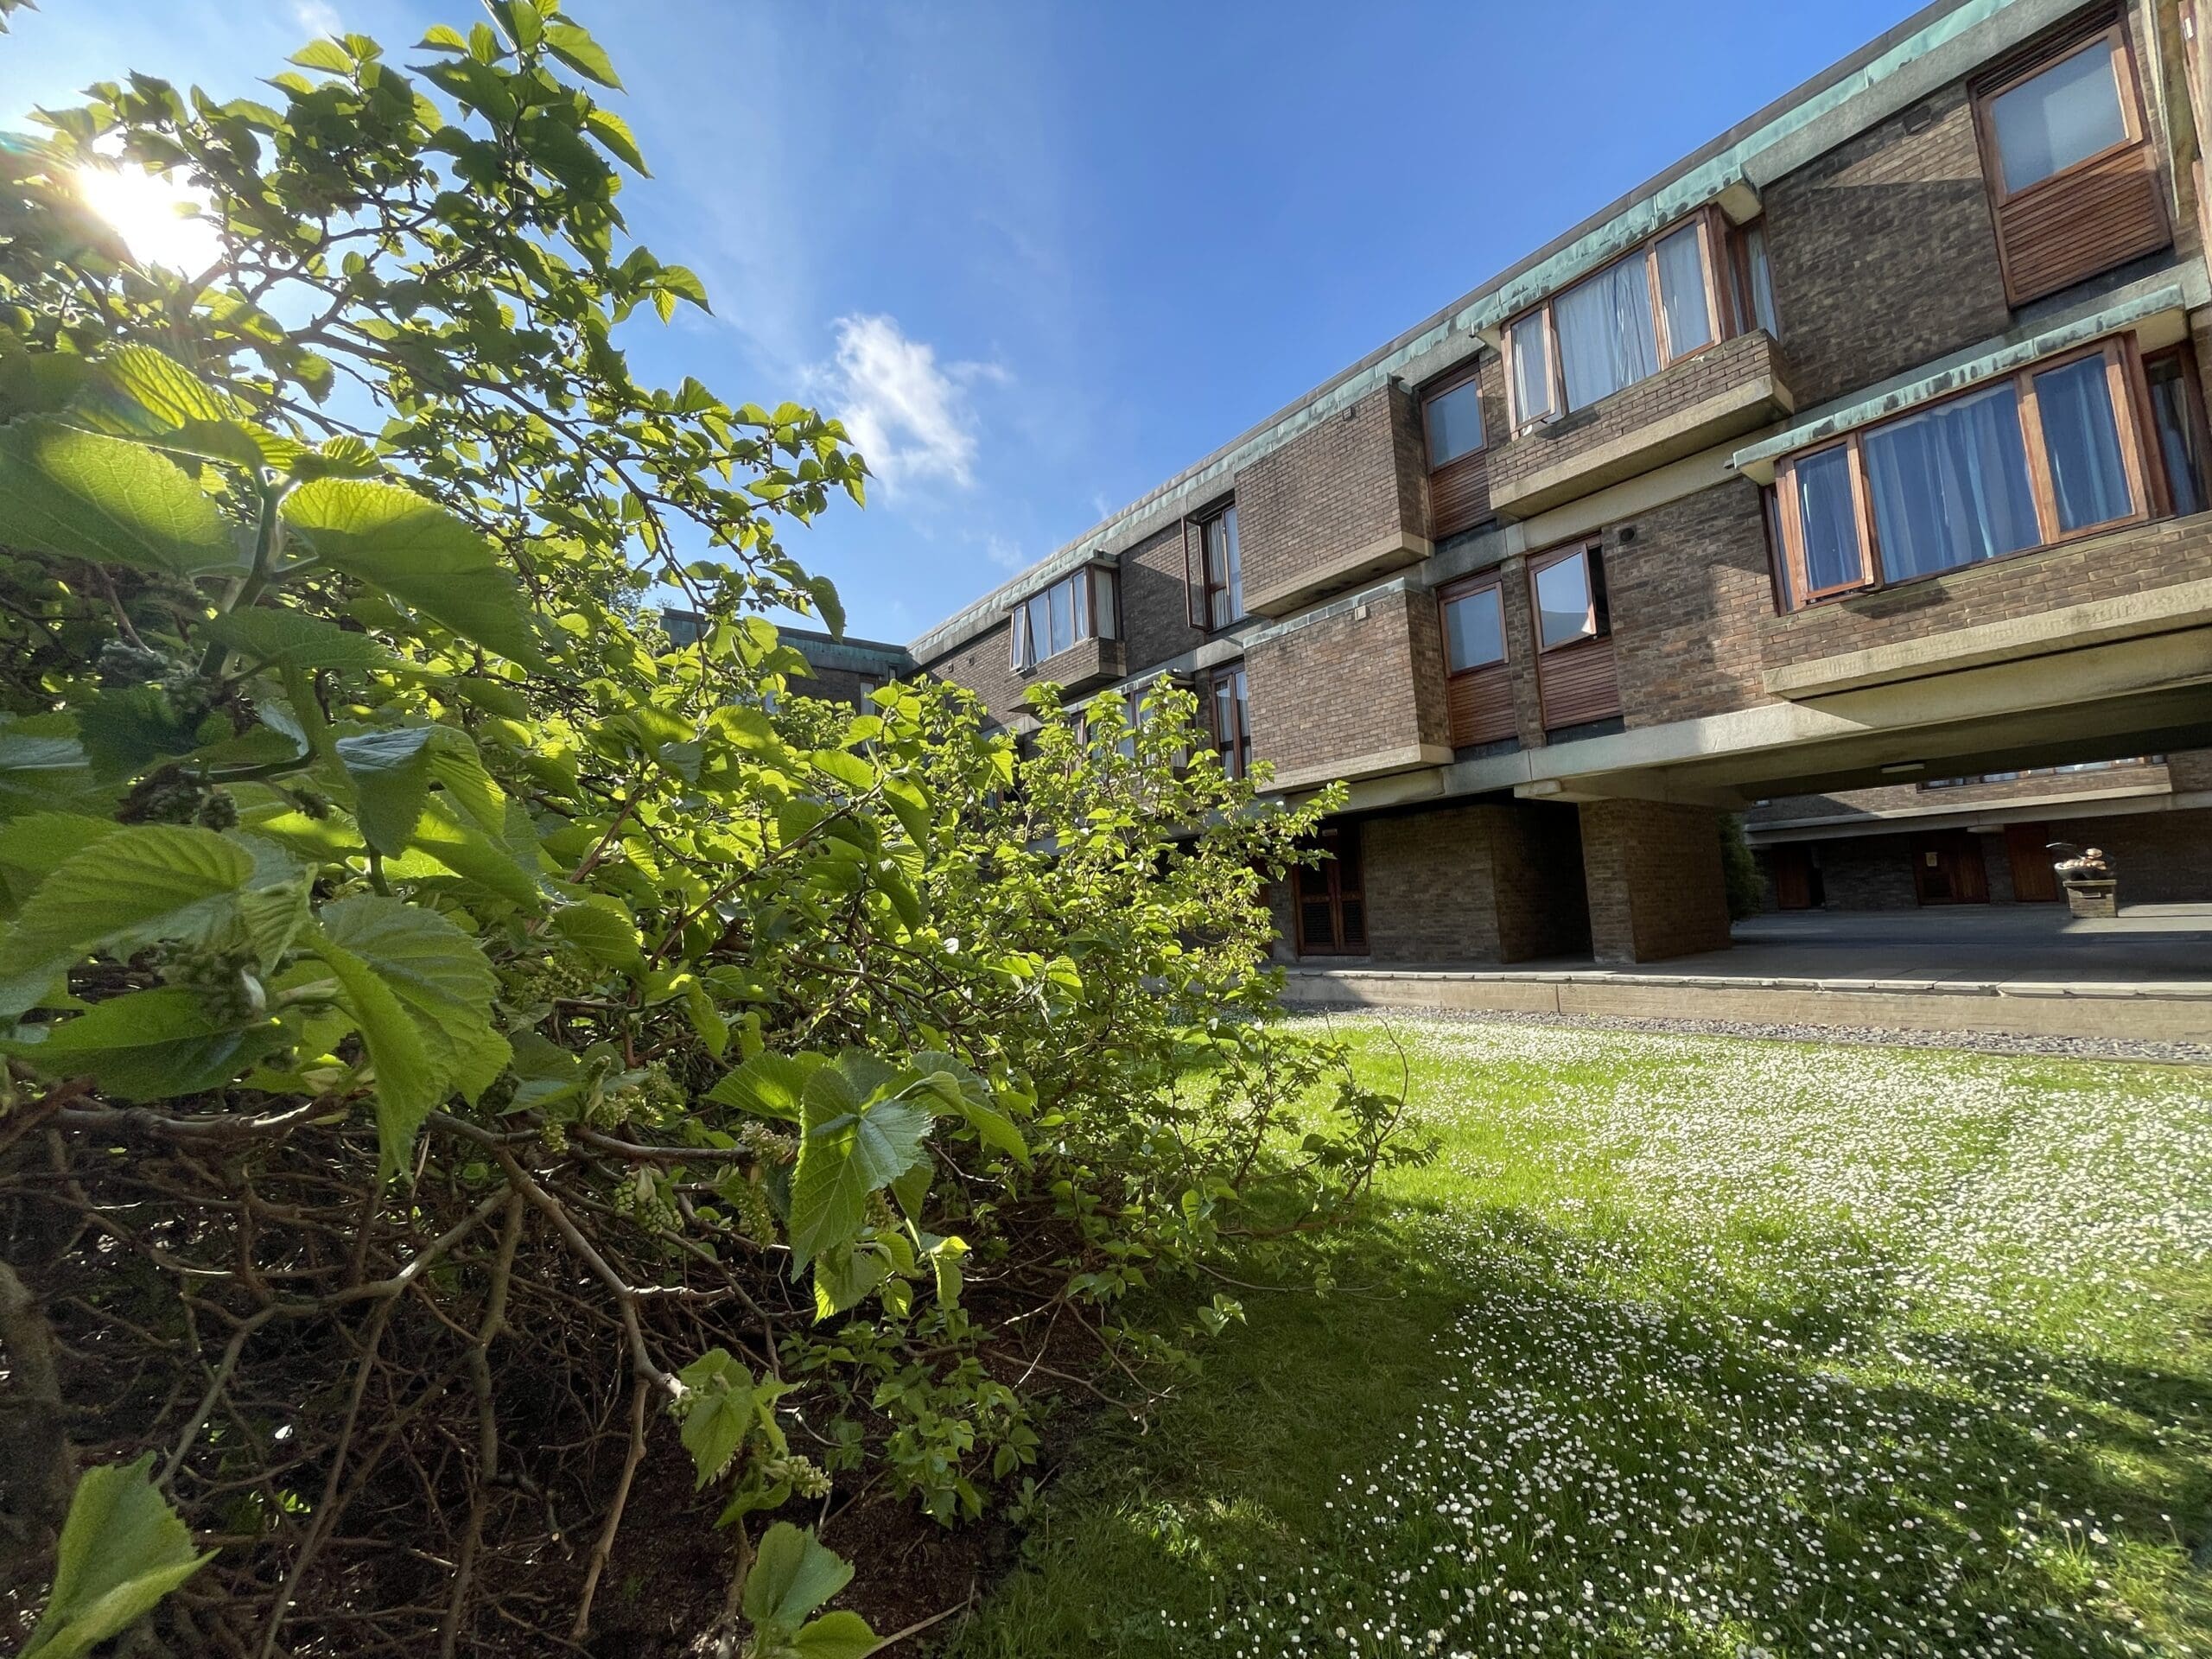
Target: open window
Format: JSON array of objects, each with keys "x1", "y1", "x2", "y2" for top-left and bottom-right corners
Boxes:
[
  {"x1": 1184, "y1": 502, "x2": 1244, "y2": 632},
  {"x1": 1525, "y1": 543, "x2": 1621, "y2": 731},
  {"x1": 1010, "y1": 563, "x2": 1117, "y2": 672},
  {"x1": 1203, "y1": 663, "x2": 1250, "y2": 780}
]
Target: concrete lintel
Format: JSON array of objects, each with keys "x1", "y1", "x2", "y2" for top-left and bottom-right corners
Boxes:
[
  {"x1": 1270, "y1": 742, "x2": 1453, "y2": 793},
  {"x1": 1492, "y1": 373, "x2": 1791, "y2": 518},
  {"x1": 1732, "y1": 277, "x2": 2189, "y2": 478},
  {"x1": 1516, "y1": 775, "x2": 1747, "y2": 810},
  {"x1": 1246, "y1": 531, "x2": 1432, "y2": 619},
  {"x1": 1764, "y1": 575, "x2": 2212, "y2": 699},
  {"x1": 1746, "y1": 785, "x2": 2207, "y2": 844}
]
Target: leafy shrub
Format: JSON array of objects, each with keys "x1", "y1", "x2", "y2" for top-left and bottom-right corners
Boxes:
[{"x1": 0, "y1": 9, "x2": 1420, "y2": 1654}]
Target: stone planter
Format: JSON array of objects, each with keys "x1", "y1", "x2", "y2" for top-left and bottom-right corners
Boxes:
[{"x1": 2062, "y1": 878, "x2": 2119, "y2": 919}]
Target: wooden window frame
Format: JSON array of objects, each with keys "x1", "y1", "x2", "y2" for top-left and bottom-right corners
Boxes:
[
  {"x1": 1421, "y1": 362, "x2": 1486, "y2": 470},
  {"x1": 1771, "y1": 335, "x2": 2154, "y2": 612},
  {"x1": 1436, "y1": 573, "x2": 1508, "y2": 676},
  {"x1": 1502, "y1": 207, "x2": 1729, "y2": 433},
  {"x1": 1184, "y1": 501, "x2": 1243, "y2": 633},
  {"x1": 2141, "y1": 343, "x2": 2212, "y2": 518},
  {"x1": 1725, "y1": 218, "x2": 1780, "y2": 340},
  {"x1": 1526, "y1": 541, "x2": 1611, "y2": 654},
  {"x1": 1292, "y1": 823, "x2": 1366, "y2": 957},
  {"x1": 1202, "y1": 662, "x2": 1250, "y2": 781},
  {"x1": 1973, "y1": 23, "x2": 2146, "y2": 207}
]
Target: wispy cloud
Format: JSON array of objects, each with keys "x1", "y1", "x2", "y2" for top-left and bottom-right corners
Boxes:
[
  {"x1": 982, "y1": 535, "x2": 1028, "y2": 571},
  {"x1": 289, "y1": 0, "x2": 343, "y2": 36},
  {"x1": 824, "y1": 314, "x2": 1003, "y2": 493}
]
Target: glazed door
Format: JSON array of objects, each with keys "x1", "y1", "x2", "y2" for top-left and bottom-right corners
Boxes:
[
  {"x1": 2005, "y1": 822, "x2": 2061, "y2": 902},
  {"x1": 1911, "y1": 832, "x2": 1990, "y2": 905},
  {"x1": 1294, "y1": 823, "x2": 1368, "y2": 956}
]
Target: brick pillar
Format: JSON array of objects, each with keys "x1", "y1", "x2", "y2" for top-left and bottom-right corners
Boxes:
[{"x1": 1578, "y1": 800, "x2": 1733, "y2": 965}]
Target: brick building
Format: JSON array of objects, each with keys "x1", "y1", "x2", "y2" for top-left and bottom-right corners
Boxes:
[{"x1": 795, "y1": 0, "x2": 2212, "y2": 963}]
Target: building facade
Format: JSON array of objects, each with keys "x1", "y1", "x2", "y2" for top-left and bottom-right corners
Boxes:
[{"x1": 804, "y1": 0, "x2": 2212, "y2": 963}]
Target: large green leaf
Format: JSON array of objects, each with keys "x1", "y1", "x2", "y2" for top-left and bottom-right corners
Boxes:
[
  {"x1": 318, "y1": 893, "x2": 506, "y2": 1105},
  {"x1": 200, "y1": 607, "x2": 397, "y2": 672},
  {"x1": 313, "y1": 927, "x2": 443, "y2": 1174},
  {"x1": 282, "y1": 478, "x2": 546, "y2": 668},
  {"x1": 0, "y1": 418, "x2": 240, "y2": 575},
  {"x1": 2, "y1": 987, "x2": 289, "y2": 1100},
  {"x1": 543, "y1": 21, "x2": 622, "y2": 87},
  {"x1": 0, "y1": 825, "x2": 254, "y2": 1018},
  {"x1": 550, "y1": 893, "x2": 644, "y2": 974},
  {"x1": 787, "y1": 1053, "x2": 928, "y2": 1270},
  {"x1": 741, "y1": 1523, "x2": 852, "y2": 1631},
  {"x1": 22, "y1": 1453, "x2": 213, "y2": 1659},
  {"x1": 0, "y1": 812, "x2": 118, "y2": 916},
  {"x1": 911, "y1": 1050, "x2": 1028, "y2": 1163},
  {"x1": 0, "y1": 720, "x2": 99, "y2": 820},
  {"x1": 334, "y1": 727, "x2": 435, "y2": 855},
  {"x1": 705, "y1": 1052, "x2": 823, "y2": 1122},
  {"x1": 675, "y1": 1347, "x2": 756, "y2": 1490},
  {"x1": 791, "y1": 1610, "x2": 881, "y2": 1659},
  {"x1": 404, "y1": 795, "x2": 545, "y2": 910}
]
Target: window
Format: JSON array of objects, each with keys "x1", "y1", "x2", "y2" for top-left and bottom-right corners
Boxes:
[
  {"x1": 1293, "y1": 823, "x2": 1365, "y2": 956},
  {"x1": 1441, "y1": 583, "x2": 1505, "y2": 673},
  {"x1": 1505, "y1": 214, "x2": 1722, "y2": 429},
  {"x1": 1531, "y1": 545, "x2": 1607, "y2": 651},
  {"x1": 1922, "y1": 757, "x2": 2155, "y2": 788},
  {"x1": 1010, "y1": 565, "x2": 1117, "y2": 672},
  {"x1": 1423, "y1": 374, "x2": 1484, "y2": 467},
  {"x1": 1205, "y1": 664, "x2": 1250, "y2": 780},
  {"x1": 1185, "y1": 504, "x2": 1244, "y2": 631},
  {"x1": 2145, "y1": 349, "x2": 2209, "y2": 517},
  {"x1": 1985, "y1": 34, "x2": 2132, "y2": 198},
  {"x1": 1773, "y1": 339, "x2": 2150, "y2": 608},
  {"x1": 1731, "y1": 221, "x2": 1779, "y2": 338}
]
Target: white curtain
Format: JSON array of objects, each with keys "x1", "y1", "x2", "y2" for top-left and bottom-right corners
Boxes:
[
  {"x1": 2034, "y1": 357, "x2": 2129, "y2": 531},
  {"x1": 1555, "y1": 257, "x2": 1657, "y2": 411},
  {"x1": 1864, "y1": 385, "x2": 2039, "y2": 581}
]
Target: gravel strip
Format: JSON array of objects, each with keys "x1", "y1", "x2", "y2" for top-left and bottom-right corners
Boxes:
[{"x1": 1292, "y1": 1000, "x2": 2212, "y2": 1065}]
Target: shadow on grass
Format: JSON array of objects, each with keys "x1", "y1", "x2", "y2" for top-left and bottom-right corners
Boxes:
[{"x1": 941, "y1": 1197, "x2": 2212, "y2": 1659}]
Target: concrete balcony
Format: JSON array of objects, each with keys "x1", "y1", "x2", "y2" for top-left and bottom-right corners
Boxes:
[{"x1": 1489, "y1": 331, "x2": 1794, "y2": 520}]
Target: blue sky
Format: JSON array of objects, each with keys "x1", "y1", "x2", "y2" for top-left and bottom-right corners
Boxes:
[{"x1": 8, "y1": 0, "x2": 1916, "y2": 644}]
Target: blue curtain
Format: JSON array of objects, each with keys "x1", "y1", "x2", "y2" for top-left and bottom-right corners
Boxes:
[{"x1": 1864, "y1": 385, "x2": 2039, "y2": 581}]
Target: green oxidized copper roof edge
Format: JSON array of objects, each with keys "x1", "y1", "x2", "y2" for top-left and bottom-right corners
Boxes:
[{"x1": 907, "y1": 0, "x2": 2034, "y2": 666}]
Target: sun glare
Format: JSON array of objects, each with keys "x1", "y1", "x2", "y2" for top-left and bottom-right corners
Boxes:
[{"x1": 73, "y1": 162, "x2": 223, "y2": 275}]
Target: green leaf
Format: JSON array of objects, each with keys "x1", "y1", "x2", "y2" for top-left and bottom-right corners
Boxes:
[
  {"x1": 0, "y1": 825, "x2": 254, "y2": 1018},
  {"x1": 2, "y1": 988, "x2": 287, "y2": 1100},
  {"x1": 201, "y1": 607, "x2": 395, "y2": 672},
  {"x1": 791, "y1": 1609, "x2": 881, "y2": 1659},
  {"x1": 317, "y1": 893, "x2": 505, "y2": 1106},
  {"x1": 22, "y1": 1453, "x2": 213, "y2": 1659},
  {"x1": 741, "y1": 1523, "x2": 853, "y2": 1630},
  {"x1": 0, "y1": 812, "x2": 118, "y2": 916},
  {"x1": 543, "y1": 21, "x2": 621, "y2": 86},
  {"x1": 282, "y1": 479, "x2": 545, "y2": 668},
  {"x1": 0, "y1": 419, "x2": 239, "y2": 575},
  {"x1": 912, "y1": 1051, "x2": 1028, "y2": 1162},
  {"x1": 0, "y1": 721, "x2": 99, "y2": 821},
  {"x1": 929, "y1": 1235, "x2": 969, "y2": 1308},
  {"x1": 335, "y1": 727, "x2": 435, "y2": 855},
  {"x1": 810, "y1": 1238, "x2": 891, "y2": 1319},
  {"x1": 289, "y1": 37, "x2": 353, "y2": 73},
  {"x1": 787, "y1": 1055, "x2": 929, "y2": 1270},
  {"x1": 313, "y1": 927, "x2": 443, "y2": 1174},
  {"x1": 675, "y1": 1347, "x2": 756, "y2": 1490},
  {"x1": 584, "y1": 107, "x2": 647, "y2": 174},
  {"x1": 405, "y1": 797, "x2": 545, "y2": 911},
  {"x1": 704, "y1": 1051, "x2": 823, "y2": 1122},
  {"x1": 550, "y1": 893, "x2": 643, "y2": 974}
]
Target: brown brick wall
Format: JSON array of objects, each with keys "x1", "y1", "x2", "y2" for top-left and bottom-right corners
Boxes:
[
  {"x1": 921, "y1": 619, "x2": 1024, "y2": 728},
  {"x1": 1607, "y1": 478, "x2": 1778, "y2": 727},
  {"x1": 2050, "y1": 804, "x2": 2212, "y2": 901},
  {"x1": 1488, "y1": 330, "x2": 1788, "y2": 506},
  {"x1": 1247, "y1": 587, "x2": 1449, "y2": 780},
  {"x1": 1578, "y1": 799, "x2": 1732, "y2": 963},
  {"x1": 1353, "y1": 800, "x2": 1591, "y2": 963},
  {"x1": 1238, "y1": 385, "x2": 1425, "y2": 609},
  {"x1": 1763, "y1": 513, "x2": 2212, "y2": 669},
  {"x1": 1120, "y1": 520, "x2": 1206, "y2": 675},
  {"x1": 789, "y1": 664, "x2": 882, "y2": 709},
  {"x1": 2168, "y1": 748, "x2": 2212, "y2": 791},
  {"x1": 1761, "y1": 79, "x2": 2012, "y2": 410}
]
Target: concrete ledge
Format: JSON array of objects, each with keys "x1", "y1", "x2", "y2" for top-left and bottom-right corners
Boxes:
[
  {"x1": 1282, "y1": 966, "x2": 2212, "y2": 1042},
  {"x1": 1491, "y1": 371, "x2": 1790, "y2": 520},
  {"x1": 1246, "y1": 531, "x2": 1431, "y2": 619},
  {"x1": 1271, "y1": 743, "x2": 1454, "y2": 793}
]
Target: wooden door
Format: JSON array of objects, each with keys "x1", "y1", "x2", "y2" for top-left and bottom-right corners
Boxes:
[
  {"x1": 1771, "y1": 844, "x2": 1815, "y2": 911},
  {"x1": 1293, "y1": 823, "x2": 1368, "y2": 956},
  {"x1": 2005, "y1": 822, "x2": 2061, "y2": 902},
  {"x1": 1911, "y1": 831, "x2": 1991, "y2": 906}
]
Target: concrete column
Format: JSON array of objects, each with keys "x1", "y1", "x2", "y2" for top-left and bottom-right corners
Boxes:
[{"x1": 1578, "y1": 800, "x2": 1733, "y2": 964}]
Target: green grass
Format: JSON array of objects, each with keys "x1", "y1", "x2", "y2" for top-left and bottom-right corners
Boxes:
[{"x1": 943, "y1": 1016, "x2": 2212, "y2": 1659}]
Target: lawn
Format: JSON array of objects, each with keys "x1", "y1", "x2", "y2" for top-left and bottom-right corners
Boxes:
[{"x1": 943, "y1": 1015, "x2": 2212, "y2": 1659}]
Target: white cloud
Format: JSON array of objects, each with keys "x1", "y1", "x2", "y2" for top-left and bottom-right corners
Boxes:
[
  {"x1": 982, "y1": 535, "x2": 1027, "y2": 572},
  {"x1": 825, "y1": 314, "x2": 1001, "y2": 492},
  {"x1": 289, "y1": 0, "x2": 343, "y2": 36}
]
